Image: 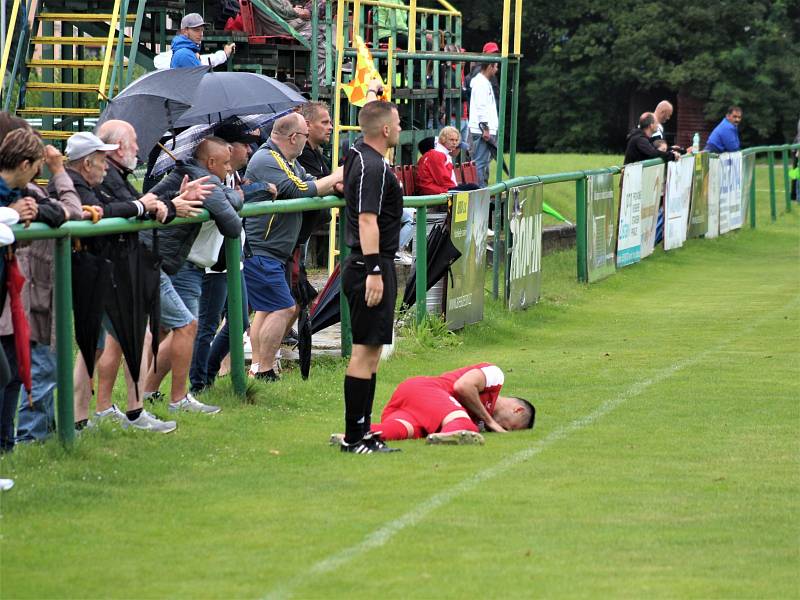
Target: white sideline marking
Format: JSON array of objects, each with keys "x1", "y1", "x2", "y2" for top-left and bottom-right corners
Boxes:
[{"x1": 262, "y1": 297, "x2": 799, "y2": 600}]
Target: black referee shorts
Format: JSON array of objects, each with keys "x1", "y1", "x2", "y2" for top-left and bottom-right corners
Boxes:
[{"x1": 342, "y1": 254, "x2": 397, "y2": 346}]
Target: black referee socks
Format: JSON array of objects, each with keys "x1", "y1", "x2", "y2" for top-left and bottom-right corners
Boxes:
[
  {"x1": 363, "y1": 373, "x2": 377, "y2": 434},
  {"x1": 344, "y1": 375, "x2": 372, "y2": 444}
]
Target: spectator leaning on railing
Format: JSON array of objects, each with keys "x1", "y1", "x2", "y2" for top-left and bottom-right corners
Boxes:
[
  {"x1": 0, "y1": 115, "x2": 83, "y2": 445},
  {"x1": 0, "y1": 127, "x2": 54, "y2": 452},
  {"x1": 141, "y1": 137, "x2": 243, "y2": 415},
  {"x1": 624, "y1": 113, "x2": 681, "y2": 165},
  {"x1": 243, "y1": 113, "x2": 342, "y2": 382},
  {"x1": 705, "y1": 106, "x2": 742, "y2": 153}
]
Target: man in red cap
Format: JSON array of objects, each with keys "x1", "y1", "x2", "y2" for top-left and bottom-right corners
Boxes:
[{"x1": 466, "y1": 42, "x2": 501, "y2": 187}]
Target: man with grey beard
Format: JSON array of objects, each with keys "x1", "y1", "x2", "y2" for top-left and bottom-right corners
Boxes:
[{"x1": 79, "y1": 119, "x2": 209, "y2": 432}]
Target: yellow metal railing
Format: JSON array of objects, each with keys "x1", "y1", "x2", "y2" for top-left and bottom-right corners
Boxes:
[
  {"x1": 97, "y1": 0, "x2": 123, "y2": 100},
  {"x1": 0, "y1": 0, "x2": 23, "y2": 92}
]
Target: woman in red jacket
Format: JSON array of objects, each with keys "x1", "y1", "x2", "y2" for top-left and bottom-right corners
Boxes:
[{"x1": 416, "y1": 126, "x2": 462, "y2": 195}]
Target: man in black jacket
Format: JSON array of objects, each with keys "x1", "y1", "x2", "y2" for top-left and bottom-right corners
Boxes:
[
  {"x1": 297, "y1": 102, "x2": 333, "y2": 248},
  {"x1": 75, "y1": 120, "x2": 211, "y2": 432},
  {"x1": 624, "y1": 113, "x2": 681, "y2": 165},
  {"x1": 141, "y1": 137, "x2": 243, "y2": 414}
]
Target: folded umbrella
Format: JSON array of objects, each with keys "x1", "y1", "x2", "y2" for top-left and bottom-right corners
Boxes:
[
  {"x1": 402, "y1": 223, "x2": 462, "y2": 309},
  {"x1": 103, "y1": 235, "x2": 161, "y2": 399},
  {"x1": 71, "y1": 250, "x2": 112, "y2": 381},
  {"x1": 484, "y1": 138, "x2": 510, "y2": 176},
  {"x1": 309, "y1": 263, "x2": 341, "y2": 335},
  {"x1": 96, "y1": 65, "x2": 211, "y2": 161},
  {"x1": 4, "y1": 252, "x2": 31, "y2": 403}
]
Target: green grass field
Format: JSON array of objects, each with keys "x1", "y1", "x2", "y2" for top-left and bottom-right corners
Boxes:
[{"x1": 1, "y1": 155, "x2": 798, "y2": 598}]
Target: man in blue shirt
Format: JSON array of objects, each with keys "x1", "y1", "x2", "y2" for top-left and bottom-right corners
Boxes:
[{"x1": 705, "y1": 106, "x2": 743, "y2": 153}]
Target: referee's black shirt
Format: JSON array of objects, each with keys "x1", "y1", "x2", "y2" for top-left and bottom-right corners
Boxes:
[{"x1": 343, "y1": 139, "x2": 404, "y2": 257}]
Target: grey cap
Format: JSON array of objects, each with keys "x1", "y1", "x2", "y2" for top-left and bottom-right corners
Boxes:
[
  {"x1": 180, "y1": 12, "x2": 207, "y2": 29},
  {"x1": 66, "y1": 132, "x2": 119, "y2": 161}
]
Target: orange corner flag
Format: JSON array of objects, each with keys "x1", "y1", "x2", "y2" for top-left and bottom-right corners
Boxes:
[{"x1": 341, "y1": 35, "x2": 386, "y2": 107}]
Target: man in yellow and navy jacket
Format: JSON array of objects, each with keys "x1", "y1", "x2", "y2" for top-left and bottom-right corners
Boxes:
[{"x1": 242, "y1": 113, "x2": 342, "y2": 381}]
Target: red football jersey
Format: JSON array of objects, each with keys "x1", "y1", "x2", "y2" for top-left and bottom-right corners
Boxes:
[{"x1": 434, "y1": 362, "x2": 504, "y2": 415}]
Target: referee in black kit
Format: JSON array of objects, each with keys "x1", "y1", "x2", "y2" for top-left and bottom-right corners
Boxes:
[{"x1": 340, "y1": 79, "x2": 404, "y2": 454}]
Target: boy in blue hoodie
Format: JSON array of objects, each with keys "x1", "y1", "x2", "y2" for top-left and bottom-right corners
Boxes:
[{"x1": 170, "y1": 13, "x2": 234, "y2": 69}]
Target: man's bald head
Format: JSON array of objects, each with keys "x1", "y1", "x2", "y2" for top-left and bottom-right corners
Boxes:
[
  {"x1": 270, "y1": 112, "x2": 309, "y2": 160},
  {"x1": 194, "y1": 135, "x2": 231, "y2": 180},
  {"x1": 271, "y1": 113, "x2": 305, "y2": 138},
  {"x1": 638, "y1": 112, "x2": 657, "y2": 135},
  {"x1": 654, "y1": 100, "x2": 673, "y2": 124},
  {"x1": 97, "y1": 119, "x2": 139, "y2": 170}
]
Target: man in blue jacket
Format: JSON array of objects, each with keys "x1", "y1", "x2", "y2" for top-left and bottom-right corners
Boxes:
[
  {"x1": 705, "y1": 106, "x2": 742, "y2": 153},
  {"x1": 170, "y1": 13, "x2": 234, "y2": 69}
]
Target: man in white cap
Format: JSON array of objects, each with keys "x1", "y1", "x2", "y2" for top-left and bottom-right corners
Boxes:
[
  {"x1": 60, "y1": 132, "x2": 179, "y2": 433},
  {"x1": 169, "y1": 12, "x2": 234, "y2": 69},
  {"x1": 62, "y1": 131, "x2": 165, "y2": 219}
]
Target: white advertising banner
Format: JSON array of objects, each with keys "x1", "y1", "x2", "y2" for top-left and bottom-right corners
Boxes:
[
  {"x1": 640, "y1": 163, "x2": 664, "y2": 258},
  {"x1": 616, "y1": 162, "x2": 643, "y2": 267},
  {"x1": 664, "y1": 156, "x2": 695, "y2": 250},
  {"x1": 706, "y1": 156, "x2": 720, "y2": 239},
  {"x1": 719, "y1": 151, "x2": 743, "y2": 233}
]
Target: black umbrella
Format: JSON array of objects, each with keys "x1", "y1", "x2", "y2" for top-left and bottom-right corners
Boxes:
[
  {"x1": 485, "y1": 138, "x2": 511, "y2": 176},
  {"x1": 289, "y1": 251, "x2": 318, "y2": 380},
  {"x1": 174, "y1": 71, "x2": 307, "y2": 127},
  {"x1": 0, "y1": 344, "x2": 10, "y2": 390},
  {"x1": 71, "y1": 249, "x2": 112, "y2": 380},
  {"x1": 103, "y1": 235, "x2": 161, "y2": 398},
  {"x1": 309, "y1": 263, "x2": 341, "y2": 335},
  {"x1": 402, "y1": 223, "x2": 462, "y2": 309},
  {"x1": 96, "y1": 65, "x2": 210, "y2": 161}
]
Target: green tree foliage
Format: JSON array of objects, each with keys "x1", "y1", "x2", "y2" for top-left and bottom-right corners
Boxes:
[{"x1": 456, "y1": 0, "x2": 800, "y2": 151}]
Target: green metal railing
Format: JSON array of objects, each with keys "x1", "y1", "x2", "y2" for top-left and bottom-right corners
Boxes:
[{"x1": 9, "y1": 143, "x2": 798, "y2": 445}]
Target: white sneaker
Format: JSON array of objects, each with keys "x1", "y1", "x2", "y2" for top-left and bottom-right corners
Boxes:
[
  {"x1": 169, "y1": 392, "x2": 221, "y2": 415},
  {"x1": 89, "y1": 404, "x2": 127, "y2": 428},
  {"x1": 394, "y1": 250, "x2": 413, "y2": 265},
  {"x1": 122, "y1": 410, "x2": 178, "y2": 434},
  {"x1": 0, "y1": 479, "x2": 13, "y2": 491}
]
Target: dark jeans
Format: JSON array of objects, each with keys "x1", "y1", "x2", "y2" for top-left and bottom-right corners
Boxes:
[
  {"x1": 0, "y1": 336, "x2": 21, "y2": 453},
  {"x1": 189, "y1": 272, "x2": 249, "y2": 390}
]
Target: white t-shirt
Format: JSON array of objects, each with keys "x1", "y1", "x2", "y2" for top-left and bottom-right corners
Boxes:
[{"x1": 468, "y1": 72, "x2": 498, "y2": 135}]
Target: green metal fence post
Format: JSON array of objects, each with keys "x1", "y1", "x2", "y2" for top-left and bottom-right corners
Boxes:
[
  {"x1": 415, "y1": 205, "x2": 428, "y2": 325},
  {"x1": 492, "y1": 53, "x2": 510, "y2": 300},
  {"x1": 338, "y1": 208, "x2": 352, "y2": 358},
  {"x1": 54, "y1": 236, "x2": 75, "y2": 444},
  {"x1": 224, "y1": 236, "x2": 246, "y2": 398},
  {"x1": 768, "y1": 151, "x2": 777, "y2": 221},
  {"x1": 491, "y1": 193, "x2": 501, "y2": 300},
  {"x1": 782, "y1": 148, "x2": 791, "y2": 213},
  {"x1": 575, "y1": 176, "x2": 588, "y2": 282},
  {"x1": 749, "y1": 159, "x2": 757, "y2": 228}
]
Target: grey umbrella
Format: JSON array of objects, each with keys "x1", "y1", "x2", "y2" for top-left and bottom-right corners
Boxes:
[
  {"x1": 174, "y1": 71, "x2": 307, "y2": 127},
  {"x1": 96, "y1": 65, "x2": 211, "y2": 161},
  {"x1": 151, "y1": 110, "x2": 294, "y2": 177}
]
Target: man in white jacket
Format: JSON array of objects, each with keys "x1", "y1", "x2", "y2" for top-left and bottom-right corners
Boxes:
[{"x1": 468, "y1": 61, "x2": 499, "y2": 188}]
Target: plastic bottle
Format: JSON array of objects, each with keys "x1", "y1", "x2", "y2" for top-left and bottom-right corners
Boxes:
[{"x1": 692, "y1": 132, "x2": 700, "y2": 153}]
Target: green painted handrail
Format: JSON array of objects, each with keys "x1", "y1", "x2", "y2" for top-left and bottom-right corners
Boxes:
[{"x1": 10, "y1": 142, "x2": 798, "y2": 445}]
